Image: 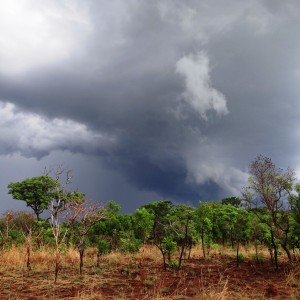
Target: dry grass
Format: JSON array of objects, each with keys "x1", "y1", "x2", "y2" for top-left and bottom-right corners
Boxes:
[
  {"x1": 0, "y1": 244, "x2": 298, "y2": 299},
  {"x1": 0, "y1": 246, "x2": 25, "y2": 268},
  {"x1": 285, "y1": 265, "x2": 300, "y2": 288}
]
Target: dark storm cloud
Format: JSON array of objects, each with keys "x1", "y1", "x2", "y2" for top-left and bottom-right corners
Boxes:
[{"x1": 1, "y1": 0, "x2": 300, "y2": 212}]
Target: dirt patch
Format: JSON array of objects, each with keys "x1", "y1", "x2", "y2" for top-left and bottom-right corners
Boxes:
[{"x1": 0, "y1": 254, "x2": 299, "y2": 299}]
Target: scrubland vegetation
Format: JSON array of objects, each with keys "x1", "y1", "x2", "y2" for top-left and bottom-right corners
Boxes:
[{"x1": 1, "y1": 155, "x2": 300, "y2": 299}]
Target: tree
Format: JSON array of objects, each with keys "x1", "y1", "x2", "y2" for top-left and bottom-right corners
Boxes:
[
  {"x1": 222, "y1": 197, "x2": 241, "y2": 208},
  {"x1": 90, "y1": 201, "x2": 123, "y2": 251},
  {"x1": 133, "y1": 207, "x2": 154, "y2": 244},
  {"x1": 8, "y1": 176, "x2": 59, "y2": 220},
  {"x1": 143, "y1": 200, "x2": 174, "y2": 270},
  {"x1": 288, "y1": 184, "x2": 300, "y2": 257},
  {"x1": 62, "y1": 191, "x2": 86, "y2": 247},
  {"x1": 63, "y1": 199, "x2": 105, "y2": 274},
  {"x1": 243, "y1": 155, "x2": 295, "y2": 268},
  {"x1": 194, "y1": 201, "x2": 213, "y2": 258},
  {"x1": 170, "y1": 204, "x2": 195, "y2": 269},
  {"x1": 230, "y1": 208, "x2": 252, "y2": 267},
  {"x1": 0, "y1": 212, "x2": 15, "y2": 248},
  {"x1": 11, "y1": 211, "x2": 36, "y2": 271},
  {"x1": 48, "y1": 169, "x2": 71, "y2": 283}
]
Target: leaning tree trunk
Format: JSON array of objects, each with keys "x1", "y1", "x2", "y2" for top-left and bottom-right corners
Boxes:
[{"x1": 282, "y1": 244, "x2": 292, "y2": 261}]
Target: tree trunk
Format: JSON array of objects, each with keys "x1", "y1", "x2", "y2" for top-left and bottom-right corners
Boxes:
[
  {"x1": 270, "y1": 230, "x2": 278, "y2": 270},
  {"x1": 26, "y1": 241, "x2": 31, "y2": 272},
  {"x1": 188, "y1": 243, "x2": 192, "y2": 259},
  {"x1": 178, "y1": 217, "x2": 190, "y2": 270},
  {"x1": 160, "y1": 249, "x2": 167, "y2": 271},
  {"x1": 96, "y1": 252, "x2": 100, "y2": 268},
  {"x1": 236, "y1": 241, "x2": 240, "y2": 267},
  {"x1": 201, "y1": 228, "x2": 206, "y2": 258},
  {"x1": 79, "y1": 245, "x2": 85, "y2": 275},
  {"x1": 54, "y1": 249, "x2": 61, "y2": 283},
  {"x1": 255, "y1": 242, "x2": 259, "y2": 264},
  {"x1": 282, "y1": 244, "x2": 292, "y2": 261}
]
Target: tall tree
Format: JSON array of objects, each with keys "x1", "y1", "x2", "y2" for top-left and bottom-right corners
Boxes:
[
  {"x1": 8, "y1": 176, "x2": 59, "y2": 220},
  {"x1": 243, "y1": 155, "x2": 295, "y2": 268},
  {"x1": 194, "y1": 201, "x2": 213, "y2": 258}
]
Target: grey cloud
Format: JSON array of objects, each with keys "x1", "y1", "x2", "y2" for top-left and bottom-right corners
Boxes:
[
  {"x1": 0, "y1": 101, "x2": 115, "y2": 159},
  {"x1": 1, "y1": 1, "x2": 300, "y2": 212}
]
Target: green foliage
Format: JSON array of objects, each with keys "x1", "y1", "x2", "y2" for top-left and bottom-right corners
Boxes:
[
  {"x1": 194, "y1": 201, "x2": 213, "y2": 256},
  {"x1": 8, "y1": 176, "x2": 60, "y2": 219},
  {"x1": 119, "y1": 234, "x2": 142, "y2": 253},
  {"x1": 97, "y1": 239, "x2": 111, "y2": 256},
  {"x1": 222, "y1": 197, "x2": 241, "y2": 208},
  {"x1": 5, "y1": 157, "x2": 300, "y2": 270},
  {"x1": 238, "y1": 253, "x2": 244, "y2": 262},
  {"x1": 169, "y1": 260, "x2": 180, "y2": 270},
  {"x1": 161, "y1": 237, "x2": 177, "y2": 257},
  {"x1": 119, "y1": 239, "x2": 141, "y2": 253},
  {"x1": 133, "y1": 207, "x2": 154, "y2": 242},
  {"x1": 90, "y1": 201, "x2": 125, "y2": 250}
]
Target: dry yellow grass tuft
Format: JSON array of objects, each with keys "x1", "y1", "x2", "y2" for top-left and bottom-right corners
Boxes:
[
  {"x1": 285, "y1": 265, "x2": 300, "y2": 288},
  {"x1": 0, "y1": 246, "x2": 25, "y2": 270}
]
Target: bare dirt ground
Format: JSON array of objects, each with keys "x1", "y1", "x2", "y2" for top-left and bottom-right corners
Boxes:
[{"x1": 0, "y1": 248, "x2": 300, "y2": 299}]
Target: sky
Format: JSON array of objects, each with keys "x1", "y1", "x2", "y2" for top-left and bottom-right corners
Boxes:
[{"x1": 1, "y1": 0, "x2": 300, "y2": 213}]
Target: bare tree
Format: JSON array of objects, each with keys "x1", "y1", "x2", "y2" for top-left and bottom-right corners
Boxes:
[
  {"x1": 48, "y1": 166, "x2": 72, "y2": 283},
  {"x1": 12, "y1": 211, "x2": 36, "y2": 272},
  {"x1": 63, "y1": 199, "x2": 105, "y2": 274},
  {"x1": 0, "y1": 212, "x2": 15, "y2": 248}
]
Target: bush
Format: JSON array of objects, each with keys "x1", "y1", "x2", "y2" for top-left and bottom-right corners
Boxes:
[
  {"x1": 97, "y1": 239, "x2": 111, "y2": 256},
  {"x1": 169, "y1": 260, "x2": 180, "y2": 270},
  {"x1": 119, "y1": 238, "x2": 141, "y2": 253},
  {"x1": 238, "y1": 253, "x2": 244, "y2": 262},
  {"x1": 161, "y1": 238, "x2": 177, "y2": 257}
]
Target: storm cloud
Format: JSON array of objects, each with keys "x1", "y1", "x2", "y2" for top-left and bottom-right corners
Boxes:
[{"x1": 1, "y1": 0, "x2": 300, "y2": 212}]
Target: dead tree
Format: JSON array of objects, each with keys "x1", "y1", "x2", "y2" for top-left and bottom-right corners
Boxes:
[{"x1": 48, "y1": 166, "x2": 72, "y2": 283}]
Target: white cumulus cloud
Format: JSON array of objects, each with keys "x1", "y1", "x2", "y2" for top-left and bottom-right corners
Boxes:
[{"x1": 176, "y1": 52, "x2": 229, "y2": 119}]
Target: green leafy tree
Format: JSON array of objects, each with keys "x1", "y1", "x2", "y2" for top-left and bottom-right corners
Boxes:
[
  {"x1": 287, "y1": 184, "x2": 300, "y2": 256},
  {"x1": 194, "y1": 201, "x2": 213, "y2": 258},
  {"x1": 143, "y1": 200, "x2": 174, "y2": 270},
  {"x1": 169, "y1": 204, "x2": 195, "y2": 269},
  {"x1": 133, "y1": 207, "x2": 154, "y2": 244},
  {"x1": 96, "y1": 239, "x2": 111, "y2": 267},
  {"x1": 212, "y1": 203, "x2": 235, "y2": 247},
  {"x1": 90, "y1": 201, "x2": 125, "y2": 251},
  {"x1": 250, "y1": 212, "x2": 271, "y2": 263},
  {"x1": 230, "y1": 208, "x2": 252, "y2": 266},
  {"x1": 8, "y1": 176, "x2": 59, "y2": 220},
  {"x1": 222, "y1": 197, "x2": 241, "y2": 208}
]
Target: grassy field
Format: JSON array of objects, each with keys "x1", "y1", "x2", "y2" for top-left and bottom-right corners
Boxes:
[{"x1": 0, "y1": 245, "x2": 299, "y2": 299}]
